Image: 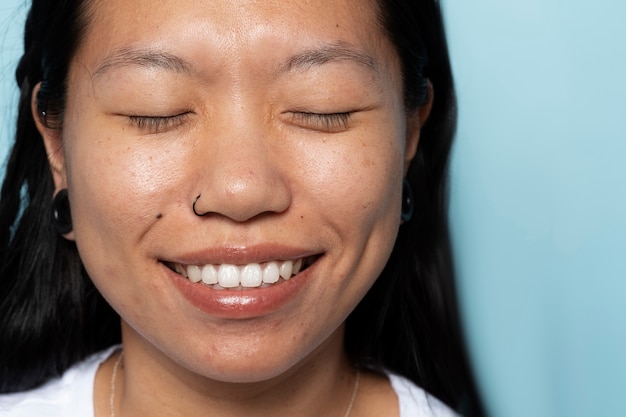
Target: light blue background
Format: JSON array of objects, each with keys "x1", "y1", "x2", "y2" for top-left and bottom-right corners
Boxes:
[
  {"x1": 1, "y1": 2, "x2": 625, "y2": 416},
  {"x1": 443, "y1": 1, "x2": 626, "y2": 417},
  {"x1": 0, "y1": 0, "x2": 25, "y2": 168}
]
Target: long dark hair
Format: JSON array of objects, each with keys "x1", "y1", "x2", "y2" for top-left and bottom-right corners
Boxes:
[
  {"x1": 345, "y1": 0, "x2": 483, "y2": 414},
  {"x1": 0, "y1": 0, "x2": 120, "y2": 393},
  {"x1": 0, "y1": 0, "x2": 483, "y2": 413}
]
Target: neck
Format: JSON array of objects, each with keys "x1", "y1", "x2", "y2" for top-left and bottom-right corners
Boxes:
[{"x1": 106, "y1": 324, "x2": 357, "y2": 417}]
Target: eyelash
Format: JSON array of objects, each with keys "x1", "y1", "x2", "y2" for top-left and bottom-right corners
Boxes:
[
  {"x1": 128, "y1": 112, "x2": 189, "y2": 133},
  {"x1": 292, "y1": 112, "x2": 352, "y2": 131},
  {"x1": 127, "y1": 111, "x2": 351, "y2": 133}
]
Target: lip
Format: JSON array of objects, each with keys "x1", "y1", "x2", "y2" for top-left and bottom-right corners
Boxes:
[
  {"x1": 165, "y1": 245, "x2": 321, "y2": 266},
  {"x1": 164, "y1": 247, "x2": 322, "y2": 319}
]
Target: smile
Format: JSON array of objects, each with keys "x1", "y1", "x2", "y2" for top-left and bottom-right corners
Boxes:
[{"x1": 167, "y1": 257, "x2": 317, "y2": 289}]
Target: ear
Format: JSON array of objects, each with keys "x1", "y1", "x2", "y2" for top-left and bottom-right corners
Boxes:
[
  {"x1": 32, "y1": 83, "x2": 67, "y2": 191},
  {"x1": 403, "y1": 80, "x2": 434, "y2": 176}
]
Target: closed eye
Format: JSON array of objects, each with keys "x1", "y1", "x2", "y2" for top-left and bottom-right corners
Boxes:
[
  {"x1": 290, "y1": 112, "x2": 352, "y2": 133},
  {"x1": 128, "y1": 112, "x2": 191, "y2": 134}
]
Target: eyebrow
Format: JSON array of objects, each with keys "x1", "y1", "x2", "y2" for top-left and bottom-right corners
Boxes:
[
  {"x1": 93, "y1": 47, "x2": 193, "y2": 78},
  {"x1": 92, "y1": 42, "x2": 379, "y2": 79},
  {"x1": 280, "y1": 43, "x2": 379, "y2": 74}
]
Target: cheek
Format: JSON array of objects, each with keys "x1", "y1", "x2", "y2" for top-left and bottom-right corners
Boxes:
[
  {"x1": 295, "y1": 134, "x2": 404, "y2": 316},
  {"x1": 293, "y1": 130, "x2": 405, "y2": 246},
  {"x1": 306, "y1": 127, "x2": 403, "y2": 210},
  {"x1": 64, "y1": 131, "x2": 189, "y2": 265}
]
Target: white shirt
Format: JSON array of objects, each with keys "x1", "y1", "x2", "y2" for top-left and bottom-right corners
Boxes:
[{"x1": 0, "y1": 347, "x2": 458, "y2": 417}]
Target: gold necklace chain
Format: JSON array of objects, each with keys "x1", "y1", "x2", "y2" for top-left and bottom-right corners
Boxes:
[
  {"x1": 342, "y1": 369, "x2": 361, "y2": 417},
  {"x1": 109, "y1": 351, "x2": 360, "y2": 417},
  {"x1": 109, "y1": 351, "x2": 123, "y2": 417}
]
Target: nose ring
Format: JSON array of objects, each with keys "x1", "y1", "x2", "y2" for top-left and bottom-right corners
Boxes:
[{"x1": 192, "y1": 194, "x2": 210, "y2": 217}]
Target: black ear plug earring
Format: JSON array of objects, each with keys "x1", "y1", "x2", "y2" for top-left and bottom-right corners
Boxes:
[
  {"x1": 401, "y1": 179, "x2": 414, "y2": 222},
  {"x1": 51, "y1": 189, "x2": 73, "y2": 235}
]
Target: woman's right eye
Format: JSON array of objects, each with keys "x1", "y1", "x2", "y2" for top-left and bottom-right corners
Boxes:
[{"x1": 128, "y1": 112, "x2": 190, "y2": 134}]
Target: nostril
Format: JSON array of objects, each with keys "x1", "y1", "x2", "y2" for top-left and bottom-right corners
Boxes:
[{"x1": 191, "y1": 152, "x2": 292, "y2": 222}]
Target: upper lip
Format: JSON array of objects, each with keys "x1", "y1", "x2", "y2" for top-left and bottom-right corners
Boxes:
[{"x1": 161, "y1": 244, "x2": 324, "y2": 266}]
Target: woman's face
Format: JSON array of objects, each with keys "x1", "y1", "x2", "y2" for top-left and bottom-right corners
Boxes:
[{"x1": 41, "y1": 0, "x2": 422, "y2": 382}]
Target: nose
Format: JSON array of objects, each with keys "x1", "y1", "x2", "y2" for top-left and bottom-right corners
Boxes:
[{"x1": 191, "y1": 121, "x2": 291, "y2": 223}]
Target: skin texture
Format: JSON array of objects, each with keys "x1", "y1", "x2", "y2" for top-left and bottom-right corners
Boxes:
[{"x1": 34, "y1": 0, "x2": 429, "y2": 415}]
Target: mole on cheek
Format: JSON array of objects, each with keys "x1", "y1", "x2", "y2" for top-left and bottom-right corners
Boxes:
[{"x1": 156, "y1": 213, "x2": 163, "y2": 219}]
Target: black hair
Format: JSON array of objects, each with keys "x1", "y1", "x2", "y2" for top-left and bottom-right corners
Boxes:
[
  {"x1": 0, "y1": 0, "x2": 120, "y2": 393},
  {"x1": 0, "y1": 0, "x2": 484, "y2": 414},
  {"x1": 345, "y1": 1, "x2": 485, "y2": 414}
]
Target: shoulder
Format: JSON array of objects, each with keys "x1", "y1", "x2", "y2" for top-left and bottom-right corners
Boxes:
[
  {"x1": 387, "y1": 372, "x2": 460, "y2": 417},
  {"x1": 0, "y1": 346, "x2": 118, "y2": 417}
]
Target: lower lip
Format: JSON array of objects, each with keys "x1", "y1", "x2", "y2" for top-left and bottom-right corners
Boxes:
[{"x1": 167, "y1": 262, "x2": 315, "y2": 319}]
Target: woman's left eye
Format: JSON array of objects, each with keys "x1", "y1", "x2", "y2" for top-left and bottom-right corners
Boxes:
[
  {"x1": 128, "y1": 112, "x2": 190, "y2": 134},
  {"x1": 290, "y1": 112, "x2": 352, "y2": 133}
]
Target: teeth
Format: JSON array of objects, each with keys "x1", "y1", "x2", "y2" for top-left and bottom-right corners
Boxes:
[
  {"x1": 240, "y1": 264, "x2": 263, "y2": 287},
  {"x1": 279, "y1": 260, "x2": 293, "y2": 280},
  {"x1": 201, "y1": 265, "x2": 218, "y2": 284},
  {"x1": 187, "y1": 265, "x2": 202, "y2": 283},
  {"x1": 262, "y1": 262, "x2": 280, "y2": 284},
  {"x1": 293, "y1": 258, "x2": 302, "y2": 275},
  {"x1": 175, "y1": 259, "x2": 308, "y2": 289},
  {"x1": 218, "y1": 264, "x2": 240, "y2": 288},
  {"x1": 176, "y1": 264, "x2": 188, "y2": 278}
]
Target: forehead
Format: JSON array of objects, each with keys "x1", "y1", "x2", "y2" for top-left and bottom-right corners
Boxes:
[
  {"x1": 83, "y1": 0, "x2": 381, "y2": 34},
  {"x1": 75, "y1": 0, "x2": 396, "y2": 76}
]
